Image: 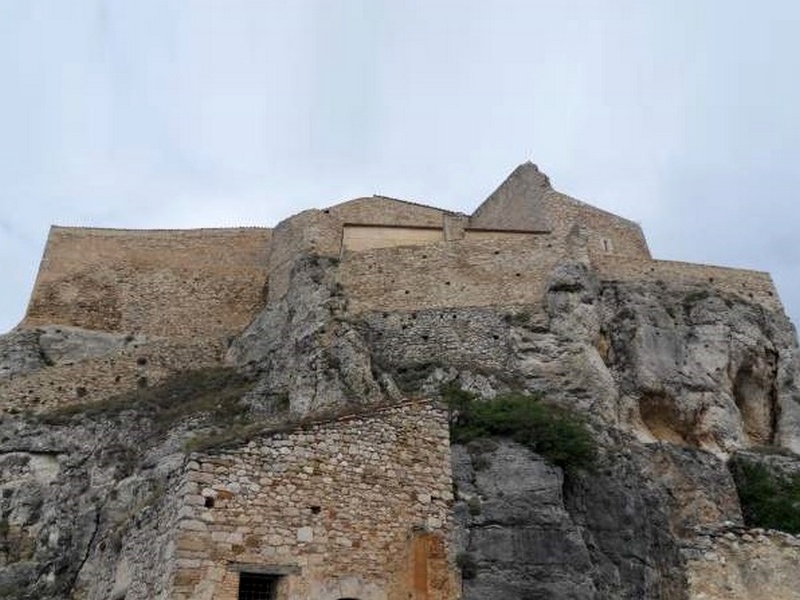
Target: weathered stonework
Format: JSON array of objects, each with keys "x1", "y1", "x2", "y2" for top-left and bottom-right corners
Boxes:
[
  {"x1": 20, "y1": 162, "x2": 777, "y2": 344},
  {"x1": 2, "y1": 162, "x2": 797, "y2": 600},
  {"x1": 170, "y1": 401, "x2": 456, "y2": 600},
  {"x1": 683, "y1": 525, "x2": 800, "y2": 600}
]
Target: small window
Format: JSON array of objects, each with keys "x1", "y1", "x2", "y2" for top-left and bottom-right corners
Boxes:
[
  {"x1": 601, "y1": 238, "x2": 613, "y2": 252},
  {"x1": 238, "y1": 572, "x2": 278, "y2": 600}
]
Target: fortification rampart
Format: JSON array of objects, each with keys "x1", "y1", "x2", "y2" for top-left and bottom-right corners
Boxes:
[
  {"x1": 16, "y1": 163, "x2": 787, "y2": 347},
  {"x1": 24, "y1": 227, "x2": 272, "y2": 339},
  {"x1": 540, "y1": 190, "x2": 651, "y2": 259},
  {"x1": 170, "y1": 400, "x2": 457, "y2": 600},
  {"x1": 339, "y1": 236, "x2": 569, "y2": 314},
  {"x1": 0, "y1": 335, "x2": 224, "y2": 415},
  {"x1": 593, "y1": 256, "x2": 782, "y2": 311},
  {"x1": 266, "y1": 211, "x2": 342, "y2": 303}
]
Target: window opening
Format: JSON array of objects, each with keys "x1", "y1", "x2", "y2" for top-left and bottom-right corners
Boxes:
[{"x1": 238, "y1": 572, "x2": 279, "y2": 600}]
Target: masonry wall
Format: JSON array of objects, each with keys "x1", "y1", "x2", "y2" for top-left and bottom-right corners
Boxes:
[
  {"x1": 540, "y1": 191, "x2": 652, "y2": 259},
  {"x1": 24, "y1": 227, "x2": 272, "y2": 339},
  {"x1": 327, "y1": 196, "x2": 449, "y2": 228},
  {"x1": 593, "y1": 256, "x2": 783, "y2": 311},
  {"x1": 0, "y1": 336, "x2": 223, "y2": 415},
  {"x1": 267, "y1": 211, "x2": 342, "y2": 302},
  {"x1": 683, "y1": 527, "x2": 800, "y2": 600},
  {"x1": 342, "y1": 225, "x2": 444, "y2": 252},
  {"x1": 339, "y1": 236, "x2": 568, "y2": 314},
  {"x1": 170, "y1": 401, "x2": 457, "y2": 600}
]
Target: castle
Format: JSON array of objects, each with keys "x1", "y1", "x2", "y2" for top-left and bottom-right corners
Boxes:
[
  {"x1": 3, "y1": 163, "x2": 789, "y2": 600},
  {"x1": 22, "y1": 161, "x2": 779, "y2": 341}
]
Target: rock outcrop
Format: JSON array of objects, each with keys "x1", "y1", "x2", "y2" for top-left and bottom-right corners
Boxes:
[{"x1": 3, "y1": 164, "x2": 800, "y2": 598}]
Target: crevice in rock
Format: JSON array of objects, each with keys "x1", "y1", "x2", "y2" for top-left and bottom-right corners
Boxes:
[
  {"x1": 67, "y1": 505, "x2": 102, "y2": 596},
  {"x1": 733, "y1": 350, "x2": 778, "y2": 446}
]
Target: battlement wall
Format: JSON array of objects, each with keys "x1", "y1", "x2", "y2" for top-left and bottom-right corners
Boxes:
[
  {"x1": 171, "y1": 400, "x2": 457, "y2": 600},
  {"x1": 24, "y1": 227, "x2": 272, "y2": 338},
  {"x1": 594, "y1": 256, "x2": 782, "y2": 310},
  {"x1": 339, "y1": 236, "x2": 569, "y2": 314}
]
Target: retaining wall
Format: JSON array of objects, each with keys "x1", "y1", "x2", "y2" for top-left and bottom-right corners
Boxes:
[{"x1": 594, "y1": 256, "x2": 782, "y2": 311}]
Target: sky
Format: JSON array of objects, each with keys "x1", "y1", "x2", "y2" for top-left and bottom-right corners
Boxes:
[{"x1": 1, "y1": 1, "x2": 799, "y2": 334}]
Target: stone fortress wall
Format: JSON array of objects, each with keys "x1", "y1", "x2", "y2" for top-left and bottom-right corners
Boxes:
[
  {"x1": 19, "y1": 163, "x2": 781, "y2": 340},
  {"x1": 170, "y1": 400, "x2": 455, "y2": 600},
  {"x1": 23, "y1": 226, "x2": 272, "y2": 339},
  {"x1": 7, "y1": 162, "x2": 782, "y2": 416}
]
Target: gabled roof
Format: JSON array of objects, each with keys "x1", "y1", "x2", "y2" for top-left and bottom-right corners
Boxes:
[{"x1": 468, "y1": 162, "x2": 553, "y2": 232}]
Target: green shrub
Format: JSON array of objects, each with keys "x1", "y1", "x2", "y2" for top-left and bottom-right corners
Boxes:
[
  {"x1": 730, "y1": 459, "x2": 800, "y2": 533},
  {"x1": 444, "y1": 386, "x2": 595, "y2": 472}
]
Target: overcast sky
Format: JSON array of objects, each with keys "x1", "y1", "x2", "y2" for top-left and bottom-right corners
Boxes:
[{"x1": 1, "y1": 1, "x2": 799, "y2": 334}]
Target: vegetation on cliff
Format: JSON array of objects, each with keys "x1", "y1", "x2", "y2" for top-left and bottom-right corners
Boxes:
[
  {"x1": 444, "y1": 385, "x2": 595, "y2": 471},
  {"x1": 730, "y1": 455, "x2": 800, "y2": 534},
  {"x1": 38, "y1": 367, "x2": 254, "y2": 435}
]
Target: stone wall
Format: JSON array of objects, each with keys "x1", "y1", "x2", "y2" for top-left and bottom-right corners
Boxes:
[
  {"x1": 169, "y1": 400, "x2": 458, "y2": 600},
  {"x1": 266, "y1": 211, "x2": 342, "y2": 303},
  {"x1": 18, "y1": 193, "x2": 782, "y2": 347},
  {"x1": 541, "y1": 190, "x2": 652, "y2": 259},
  {"x1": 594, "y1": 256, "x2": 783, "y2": 311},
  {"x1": 342, "y1": 225, "x2": 444, "y2": 252},
  {"x1": 24, "y1": 227, "x2": 272, "y2": 339},
  {"x1": 339, "y1": 236, "x2": 569, "y2": 314},
  {"x1": 327, "y1": 196, "x2": 449, "y2": 228},
  {"x1": 683, "y1": 525, "x2": 800, "y2": 599},
  {"x1": 0, "y1": 335, "x2": 222, "y2": 415}
]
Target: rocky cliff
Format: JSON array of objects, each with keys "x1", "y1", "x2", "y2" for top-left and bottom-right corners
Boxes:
[{"x1": 2, "y1": 252, "x2": 800, "y2": 599}]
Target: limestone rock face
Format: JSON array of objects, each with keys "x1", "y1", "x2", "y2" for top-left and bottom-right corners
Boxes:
[
  {"x1": 452, "y1": 436, "x2": 742, "y2": 600},
  {"x1": 0, "y1": 329, "x2": 47, "y2": 380},
  {"x1": 598, "y1": 280, "x2": 800, "y2": 456},
  {"x1": 227, "y1": 256, "x2": 385, "y2": 414},
  {"x1": 0, "y1": 416, "x2": 184, "y2": 599},
  {"x1": 0, "y1": 325, "x2": 145, "y2": 380},
  {"x1": 452, "y1": 441, "x2": 597, "y2": 600},
  {"x1": 2, "y1": 252, "x2": 800, "y2": 599}
]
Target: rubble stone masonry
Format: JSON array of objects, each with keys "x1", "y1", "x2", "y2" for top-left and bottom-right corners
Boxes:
[{"x1": 169, "y1": 400, "x2": 458, "y2": 600}]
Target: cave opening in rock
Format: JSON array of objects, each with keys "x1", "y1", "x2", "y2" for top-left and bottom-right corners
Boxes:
[{"x1": 639, "y1": 392, "x2": 696, "y2": 446}]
